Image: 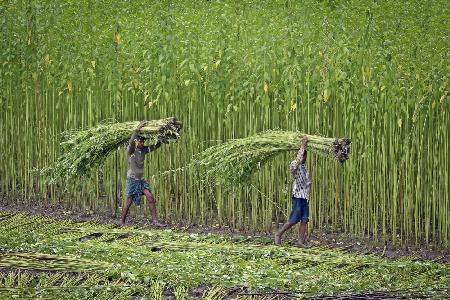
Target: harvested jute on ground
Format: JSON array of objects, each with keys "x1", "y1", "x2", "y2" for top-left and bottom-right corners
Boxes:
[
  {"x1": 191, "y1": 130, "x2": 351, "y2": 187},
  {"x1": 46, "y1": 118, "x2": 182, "y2": 182}
]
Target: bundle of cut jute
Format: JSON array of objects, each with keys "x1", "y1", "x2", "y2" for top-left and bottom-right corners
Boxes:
[
  {"x1": 45, "y1": 117, "x2": 182, "y2": 182},
  {"x1": 190, "y1": 130, "x2": 351, "y2": 187}
]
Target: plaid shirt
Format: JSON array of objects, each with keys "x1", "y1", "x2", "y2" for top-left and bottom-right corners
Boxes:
[{"x1": 290, "y1": 145, "x2": 311, "y2": 200}]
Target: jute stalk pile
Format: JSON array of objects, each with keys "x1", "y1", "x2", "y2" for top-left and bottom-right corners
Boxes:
[
  {"x1": 190, "y1": 130, "x2": 351, "y2": 187},
  {"x1": 46, "y1": 117, "x2": 182, "y2": 182}
]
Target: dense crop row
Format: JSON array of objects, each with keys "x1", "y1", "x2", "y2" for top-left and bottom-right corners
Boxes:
[{"x1": 0, "y1": 0, "x2": 448, "y2": 246}]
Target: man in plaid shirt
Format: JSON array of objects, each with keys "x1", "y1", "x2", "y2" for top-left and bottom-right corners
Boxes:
[{"x1": 275, "y1": 136, "x2": 311, "y2": 247}]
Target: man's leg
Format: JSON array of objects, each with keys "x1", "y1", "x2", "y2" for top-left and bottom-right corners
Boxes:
[
  {"x1": 275, "y1": 198, "x2": 301, "y2": 245},
  {"x1": 299, "y1": 222, "x2": 308, "y2": 245},
  {"x1": 274, "y1": 223, "x2": 295, "y2": 245},
  {"x1": 121, "y1": 197, "x2": 133, "y2": 226},
  {"x1": 143, "y1": 189, "x2": 164, "y2": 226},
  {"x1": 298, "y1": 198, "x2": 310, "y2": 247}
]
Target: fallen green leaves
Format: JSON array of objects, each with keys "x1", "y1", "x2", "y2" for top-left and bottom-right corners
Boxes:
[{"x1": 0, "y1": 212, "x2": 448, "y2": 298}]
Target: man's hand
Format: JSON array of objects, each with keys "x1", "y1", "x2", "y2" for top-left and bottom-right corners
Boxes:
[
  {"x1": 158, "y1": 135, "x2": 169, "y2": 144},
  {"x1": 300, "y1": 136, "x2": 309, "y2": 146}
]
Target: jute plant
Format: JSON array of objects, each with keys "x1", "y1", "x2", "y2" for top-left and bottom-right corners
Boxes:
[
  {"x1": 190, "y1": 130, "x2": 351, "y2": 187},
  {"x1": 44, "y1": 118, "x2": 182, "y2": 182}
]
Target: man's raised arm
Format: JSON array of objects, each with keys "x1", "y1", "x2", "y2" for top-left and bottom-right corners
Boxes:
[
  {"x1": 290, "y1": 136, "x2": 309, "y2": 173},
  {"x1": 127, "y1": 120, "x2": 146, "y2": 155},
  {"x1": 145, "y1": 135, "x2": 169, "y2": 153}
]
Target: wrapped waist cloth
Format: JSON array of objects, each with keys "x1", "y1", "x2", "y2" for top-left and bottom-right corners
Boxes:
[{"x1": 126, "y1": 177, "x2": 151, "y2": 205}]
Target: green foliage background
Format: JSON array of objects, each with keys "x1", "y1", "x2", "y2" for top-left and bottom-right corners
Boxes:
[{"x1": 0, "y1": 0, "x2": 448, "y2": 246}]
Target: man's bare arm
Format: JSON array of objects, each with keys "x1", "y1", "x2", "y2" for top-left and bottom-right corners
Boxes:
[
  {"x1": 145, "y1": 135, "x2": 169, "y2": 153},
  {"x1": 127, "y1": 120, "x2": 146, "y2": 155},
  {"x1": 147, "y1": 141, "x2": 162, "y2": 152},
  {"x1": 290, "y1": 136, "x2": 309, "y2": 173}
]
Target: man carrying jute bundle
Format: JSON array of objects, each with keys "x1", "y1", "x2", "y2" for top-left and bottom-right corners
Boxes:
[
  {"x1": 121, "y1": 120, "x2": 166, "y2": 226},
  {"x1": 275, "y1": 136, "x2": 311, "y2": 247}
]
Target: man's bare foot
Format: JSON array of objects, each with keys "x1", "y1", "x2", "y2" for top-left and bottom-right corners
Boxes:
[
  {"x1": 274, "y1": 233, "x2": 281, "y2": 245},
  {"x1": 152, "y1": 221, "x2": 166, "y2": 227},
  {"x1": 296, "y1": 240, "x2": 310, "y2": 248}
]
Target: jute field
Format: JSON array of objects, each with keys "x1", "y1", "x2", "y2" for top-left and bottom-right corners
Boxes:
[{"x1": 0, "y1": 0, "x2": 448, "y2": 298}]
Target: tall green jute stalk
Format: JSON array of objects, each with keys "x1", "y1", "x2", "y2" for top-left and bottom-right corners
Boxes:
[
  {"x1": 190, "y1": 130, "x2": 351, "y2": 188},
  {"x1": 1, "y1": 0, "x2": 448, "y2": 247}
]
